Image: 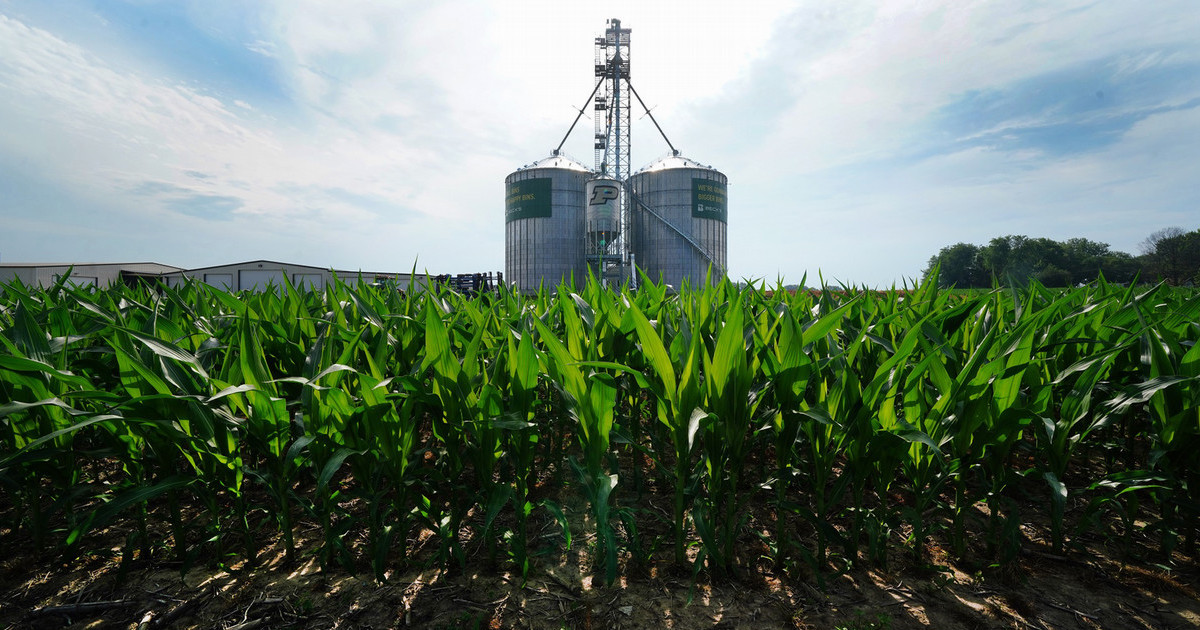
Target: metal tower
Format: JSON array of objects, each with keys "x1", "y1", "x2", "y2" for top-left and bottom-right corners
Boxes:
[
  {"x1": 588, "y1": 19, "x2": 631, "y2": 281},
  {"x1": 594, "y1": 19, "x2": 631, "y2": 182},
  {"x1": 553, "y1": 18, "x2": 681, "y2": 286}
]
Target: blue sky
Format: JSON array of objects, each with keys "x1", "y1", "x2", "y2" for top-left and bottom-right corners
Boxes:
[{"x1": 1, "y1": 0, "x2": 1198, "y2": 286}]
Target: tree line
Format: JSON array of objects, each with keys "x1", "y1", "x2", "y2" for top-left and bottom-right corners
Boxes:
[{"x1": 923, "y1": 227, "x2": 1200, "y2": 288}]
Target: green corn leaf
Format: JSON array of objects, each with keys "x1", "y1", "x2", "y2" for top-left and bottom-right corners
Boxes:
[
  {"x1": 624, "y1": 302, "x2": 677, "y2": 395},
  {"x1": 541, "y1": 499, "x2": 571, "y2": 550},
  {"x1": 7, "y1": 301, "x2": 53, "y2": 364},
  {"x1": 285, "y1": 435, "x2": 316, "y2": 466},
  {"x1": 1044, "y1": 471, "x2": 1068, "y2": 504},
  {"x1": 318, "y1": 447, "x2": 366, "y2": 493},
  {"x1": 688, "y1": 407, "x2": 707, "y2": 450},
  {"x1": 67, "y1": 476, "x2": 194, "y2": 546},
  {"x1": 0, "y1": 355, "x2": 91, "y2": 389},
  {"x1": 483, "y1": 485, "x2": 514, "y2": 536},
  {"x1": 0, "y1": 397, "x2": 82, "y2": 419},
  {"x1": 118, "y1": 326, "x2": 209, "y2": 378},
  {"x1": 800, "y1": 296, "x2": 858, "y2": 348},
  {"x1": 206, "y1": 383, "x2": 258, "y2": 403}
]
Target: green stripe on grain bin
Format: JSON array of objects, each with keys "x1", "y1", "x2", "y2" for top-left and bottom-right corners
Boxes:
[
  {"x1": 506, "y1": 178, "x2": 552, "y2": 222},
  {"x1": 692, "y1": 178, "x2": 727, "y2": 222}
]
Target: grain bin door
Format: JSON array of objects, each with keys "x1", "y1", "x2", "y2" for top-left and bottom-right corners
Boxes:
[
  {"x1": 238, "y1": 269, "x2": 286, "y2": 292},
  {"x1": 292, "y1": 273, "x2": 323, "y2": 290},
  {"x1": 204, "y1": 273, "x2": 234, "y2": 289}
]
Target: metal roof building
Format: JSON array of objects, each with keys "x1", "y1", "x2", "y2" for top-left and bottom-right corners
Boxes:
[
  {"x1": 0, "y1": 262, "x2": 183, "y2": 288},
  {"x1": 159, "y1": 260, "x2": 415, "y2": 292},
  {"x1": 1, "y1": 260, "x2": 419, "y2": 292}
]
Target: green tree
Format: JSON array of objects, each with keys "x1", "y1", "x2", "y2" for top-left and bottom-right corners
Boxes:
[
  {"x1": 927, "y1": 235, "x2": 1141, "y2": 287},
  {"x1": 924, "y1": 243, "x2": 986, "y2": 288},
  {"x1": 980, "y1": 235, "x2": 1068, "y2": 286},
  {"x1": 1140, "y1": 228, "x2": 1200, "y2": 285},
  {"x1": 979, "y1": 235, "x2": 1014, "y2": 282},
  {"x1": 1098, "y1": 251, "x2": 1141, "y2": 284},
  {"x1": 1138, "y1": 227, "x2": 1186, "y2": 257},
  {"x1": 1035, "y1": 264, "x2": 1072, "y2": 287},
  {"x1": 1062, "y1": 237, "x2": 1112, "y2": 284}
]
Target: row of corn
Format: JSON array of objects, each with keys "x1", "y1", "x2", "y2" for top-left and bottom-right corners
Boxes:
[{"x1": 1, "y1": 272, "x2": 1197, "y2": 583}]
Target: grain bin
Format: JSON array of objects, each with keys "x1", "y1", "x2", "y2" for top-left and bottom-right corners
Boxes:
[
  {"x1": 505, "y1": 154, "x2": 592, "y2": 291},
  {"x1": 629, "y1": 155, "x2": 727, "y2": 289},
  {"x1": 585, "y1": 177, "x2": 621, "y2": 271}
]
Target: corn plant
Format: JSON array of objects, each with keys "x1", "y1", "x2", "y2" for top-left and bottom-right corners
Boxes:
[
  {"x1": 3, "y1": 270, "x2": 1198, "y2": 588},
  {"x1": 535, "y1": 289, "x2": 623, "y2": 584}
]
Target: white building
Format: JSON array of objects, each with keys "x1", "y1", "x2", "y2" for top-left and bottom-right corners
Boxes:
[
  {"x1": 1, "y1": 260, "x2": 420, "y2": 291},
  {"x1": 0, "y1": 262, "x2": 183, "y2": 288}
]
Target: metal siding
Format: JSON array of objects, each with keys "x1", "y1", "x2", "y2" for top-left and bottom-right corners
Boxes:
[
  {"x1": 585, "y1": 178, "x2": 621, "y2": 235},
  {"x1": 204, "y1": 273, "x2": 234, "y2": 289},
  {"x1": 292, "y1": 273, "x2": 323, "y2": 290},
  {"x1": 60, "y1": 275, "x2": 98, "y2": 288},
  {"x1": 504, "y1": 165, "x2": 589, "y2": 292},
  {"x1": 238, "y1": 269, "x2": 287, "y2": 292},
  {"x1": 630, "y1": 166, "x2": 727, "y2": 290}
]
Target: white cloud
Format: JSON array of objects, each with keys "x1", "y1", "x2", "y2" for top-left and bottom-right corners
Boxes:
[
  {"x1": 705, "y1": 1, "x2": 1200, "y2": 179},
  {"x1": 246, "y1": 39, "x2": 278, "y2": 58},
  {"x1": 683, "y1": 1, "x2": 1200, "y2": 283},
  {"x1": 1, "y1": 1, "x2": 1197, "y2": 284},
  {"x1": 0, "y1": 16, "x2": 269, "y2": 195},
  {"x1": 0, "y1": 9, "x2": 511, "y2": 267}
]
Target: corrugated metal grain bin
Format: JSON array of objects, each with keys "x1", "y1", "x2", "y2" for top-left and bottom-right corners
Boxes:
[
  {"x1": 629, "y1": 155, "x2": 727, "y2": 289},
  {"x1": 504, "y1": 154, "x2": 592, "y2": 291}
]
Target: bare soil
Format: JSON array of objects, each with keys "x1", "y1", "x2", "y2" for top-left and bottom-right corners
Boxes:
[{"x1": 2, "y1": 484, "x2": 1197, "y2": 630}]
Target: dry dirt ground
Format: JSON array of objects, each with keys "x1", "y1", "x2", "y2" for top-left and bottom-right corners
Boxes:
[{"x1": 2, "y1": 494, "x2": 1197, "y2": 630}]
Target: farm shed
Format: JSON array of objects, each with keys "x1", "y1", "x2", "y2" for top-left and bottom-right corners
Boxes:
[
  {"x1": 159, "y1": 260, "x2": 420, "y2": 292},
  {"x1": 0, "y1": 262, "x2": 182, "y2": 288},
  {"x1": 1, "y1": 260, "x2": 420, "y2": 292}
]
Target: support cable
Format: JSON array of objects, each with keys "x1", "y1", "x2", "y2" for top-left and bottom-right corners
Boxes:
[
  {"x1": 555, "y1": 78, "x2": 607, "y2": 155},
  {"x1": 627, "y1": 81, "x2": 677, "y2": 156}
]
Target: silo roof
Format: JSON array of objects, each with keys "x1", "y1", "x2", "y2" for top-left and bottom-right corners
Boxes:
[
  {"x1": 634, "y1": 154, "x2": 716, "y2": 174},
  {"x1": 517, "y1": 154, "x2": 592, "y2": 172}
]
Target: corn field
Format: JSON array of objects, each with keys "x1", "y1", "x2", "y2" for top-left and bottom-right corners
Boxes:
[{"x1": 1, "y1": 273, "x2": 1197, "y2": 585}]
